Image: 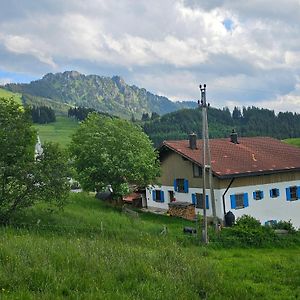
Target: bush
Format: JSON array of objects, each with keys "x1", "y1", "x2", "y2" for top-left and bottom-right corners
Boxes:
[
  {"x1": 235, "y1": 215, "x2": 261, "y2": 228},
  {"x1": 273, "y1": 220, "x2": 296, "y2": 233},
  {"x1": 210, "y1": 215, "x2": 279, "y2": 248}
]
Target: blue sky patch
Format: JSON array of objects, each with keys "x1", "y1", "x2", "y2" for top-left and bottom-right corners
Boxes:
[
  {"x1": 223, "y1": 18, "x2": 234, "y2": 32},
  {"x1": 0, "y1": 70, "x2": 36, "y2": 84}
]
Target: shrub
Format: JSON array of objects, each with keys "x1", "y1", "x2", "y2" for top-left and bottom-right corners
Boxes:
[
  {"x1": 273, "y1": 220, "x2": 296, "y2": 233},
  {"x1": 210, "y1": 215, "x2": 279, "y2": 248},
  {"x1": 235, "y1": 215, "x2": 261, "y2": 228}
]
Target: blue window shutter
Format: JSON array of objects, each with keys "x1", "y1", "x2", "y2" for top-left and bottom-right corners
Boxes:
[
  {"x1": 160, "y1": 191, "x2": 165, "y2": 202},
  {"x1": 277, "y1": 189, "x2": 280, "y2": 197},
  {"x1": 192, "y1": 194, "x2": 196, "y2": 205},
  {"x1": 261, "y1": 191, "x2": 264, "y2": 199},
  {"x1": 206, "y1": 195, "x2": 209, "y2": 209},
  {"x1": 184, "y1": 179, "x2": 189, "y2": 193},
  {"x1": 152, "y1": 190, "x2": 156, "y2": 201},
  {"x1": 173, "y1": 179, "x2": 177, "y2": 191},
  {"x1": 230, "y1": 195, "x2": 236, "y2": 209},
  {"x1": 244, "y1": 193, "x2": 249, "y2": 207},
  {"x1": 253, "y1": 191, "x2": 256, "y2": 199},
  {"x1": 286, "y1": 187, "x2": 291, "y2": 201},
  {"x1": 269, "y1": 189, "x2": 272, "y2": 198},
  {"x1": 297, "y1": 186, "x2": 300, "y2": 199}
]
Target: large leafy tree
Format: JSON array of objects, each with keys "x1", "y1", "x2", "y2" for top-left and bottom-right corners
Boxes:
[
  {"x1": 70, "y1": 113, "x2": 160, "y2": 197},
  {"x1": 0, "y1": 98, "x2": 70, "y2": 223}
]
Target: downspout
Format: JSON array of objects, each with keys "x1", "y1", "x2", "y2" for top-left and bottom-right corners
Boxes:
[{"x1": 222, "y1": 178, "x2": 235, "y2": 216}]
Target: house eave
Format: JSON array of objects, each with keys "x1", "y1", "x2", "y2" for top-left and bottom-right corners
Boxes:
[{"x1": 216, "y1": 167, "x2": 300, "y2": 179}]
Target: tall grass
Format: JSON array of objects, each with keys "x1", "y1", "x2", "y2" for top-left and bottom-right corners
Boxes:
[{"x1": 0, "y1": 193, "x2": 299, "y2": 299}]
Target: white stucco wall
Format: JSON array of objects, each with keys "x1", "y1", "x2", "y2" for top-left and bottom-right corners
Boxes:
[
  {"x1": 222, "y1": 179, "x2": 300, "y2": 229},
  {"x1": 147, "y1": 179, "x2": 300, "y2": 228},
  {"x1": 146, "y1": 185, "x2": 222, "y2": 217}
]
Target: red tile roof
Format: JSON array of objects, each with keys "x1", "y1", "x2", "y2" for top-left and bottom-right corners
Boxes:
[
  {"x1": 161, "y1": 137, "x2": 300, "y2": 178},
  {"x1": 123, "y1": 192, "x2": 141, "y2": 202}
]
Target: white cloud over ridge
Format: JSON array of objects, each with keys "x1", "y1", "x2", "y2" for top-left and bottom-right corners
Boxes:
[{"x1": 0, "y1": 0, "x2": 300, "y2": 112}]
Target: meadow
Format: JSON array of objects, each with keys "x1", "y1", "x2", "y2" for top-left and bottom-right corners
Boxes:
[
  {"x1": 33, "y1": 116, "x2": 79, "y2": 147},
  {"x1": 33, "y1": 116, "x2": 300, "y2": 150},
  {"x1": 0, "y1": 88, "x2": 22, "y2": 104},
  {"x1": 284, "y1": 138, "x2": 300, "y2": 147},
  {"x1": 0, "y1": 193, "x2": 299, "y2": 299}
]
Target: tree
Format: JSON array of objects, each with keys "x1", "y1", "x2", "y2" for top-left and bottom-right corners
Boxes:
[
  {"x1": 141, "y1": 112, "x2": 150, "y2": 121},
  {"x1": 30, "y1": 105, "x2": 56, "y2": 124},
  {"x1": 232, "y1": 106, "x2": 242, "y2": 121},
  {"x1": 69, "y1": 113, "x2": 160, "y2": 197},
  {"x1": 0, "y1": 98, "x2": 70, "y2": 223},
  {"x1": 150, "y1": 112, "x2": 160, "y2": 120}
]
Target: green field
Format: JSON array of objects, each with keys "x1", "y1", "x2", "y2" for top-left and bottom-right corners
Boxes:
[
  {"x1": 0, "y1": 88, "x2": 22, "y2": 104},
  {"x1": 284, "y1": 138, "x2": 300, "y2": 147},
  {"x1": 0, "y1": 193, "x2": 299, "y2": 299},
  {"x1": 34, "y1": 116, "x2": 79, "y2": 147}
]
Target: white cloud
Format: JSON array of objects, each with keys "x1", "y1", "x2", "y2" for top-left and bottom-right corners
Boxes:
[
  {"x1": 0, "y1": 0, "x2": 299, "y2": 113},
  {"x1": 3, "y1": 35, "x2": 56, "y2": 67},
  {"x1": 0, "y1": 77, "x2": 12, "y2": 85}
]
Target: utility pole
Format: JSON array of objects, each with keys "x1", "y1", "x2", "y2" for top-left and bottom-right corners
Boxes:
[{"x1": 199, "y1": 84, "x2": 218, "y2": 244}]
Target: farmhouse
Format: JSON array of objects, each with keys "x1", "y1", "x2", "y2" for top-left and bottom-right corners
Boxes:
[{"x1": 146, "y1": 134, "x2": 300, "y2": 228}]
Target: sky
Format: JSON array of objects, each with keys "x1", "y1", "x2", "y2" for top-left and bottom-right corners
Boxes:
[{"x1": 1, "y1": 0, "x2": 300, "y2": 113}]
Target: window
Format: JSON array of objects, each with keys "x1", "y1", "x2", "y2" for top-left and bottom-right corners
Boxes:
[
  {"x1": 168, "y1": 190, "x2": 175, "y2": 202},
  {"x1": 253, "y1": 190, "x2": 264, "y2": 200},
  {"x1": 152, "y1": 190, "x2": 164, "y2": 202},
  {"x1": 174, "y1": 178, "x2": 189, "y2": 193},
  {"x1": 230, "y1": 193, "x2": 249, "y2": 209},
  {"x1": 192, "y1": 193, "x2": 209, "y2": 209},
  {"x1": 193, "y1": 163, "x2": 202, "y2": 177},
  {"x1": 270, "y1": 188, "x2": 280, "y2": 198},
  {"x1": 265, "y1": 220, "x2": 277, "y2": 226},
  {"x1": 286, "y1": 186, "x2": 300, "y2": 201}
]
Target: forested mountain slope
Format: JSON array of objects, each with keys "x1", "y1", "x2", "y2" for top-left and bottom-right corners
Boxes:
[
  {"x1": 143, "y1": 106, "x2": 300, "y2": 146},
  {"x1": 4, "y1": 71, "x2": 196, "y2": 119}
]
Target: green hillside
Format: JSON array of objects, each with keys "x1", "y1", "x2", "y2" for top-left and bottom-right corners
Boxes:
[
  {"x1": 33, "y1": 114, "x2": 300, "y2": 150},
  {"x1": 0, "y1": 88, "x2": 22, "y2": 104},
  {"x1": 4, "y1": 71, "x2": 196, "y2": 119},
  {"x1": 22, "y1": 93, "x2": 71, "y2": 114},
  {"x1": 1, "y1": 192, "x2": 299, "y2": 299},
  {"x1": 284, "y1": 138, "x2": 300, "y2": 147},
  {"x1": 34, "y1": 116, "x2": 79, "y2": 147},
  {"x1": 143, "y1": 106, "x2": 300, "y2": 146}
]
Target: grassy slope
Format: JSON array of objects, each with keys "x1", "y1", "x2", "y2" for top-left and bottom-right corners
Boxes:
[
  {"x1": 0, "y1": 193, "x2": 299, "y2": 299},
  {"x1": 0, "y1": 88, "x2": 22, "y2": 104},
  {"x1": 284, "y1": 138, "x2": 300, "y2": 147},
  {"x1": 33, "y1": 116, "x2": 79, "y2": 147}
]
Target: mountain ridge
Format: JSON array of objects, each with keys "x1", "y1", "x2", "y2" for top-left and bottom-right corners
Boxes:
[{"x1": 4, "y1": 71, "x2": 197, "y2": 118}]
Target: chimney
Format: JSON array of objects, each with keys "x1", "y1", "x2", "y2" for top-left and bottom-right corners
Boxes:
[
  {"x1": 230, "y1": 129, "x2": 239, "y2": 144},
  {"x1": 189, "y1": 133, "x2": 197, "y2": 149}
]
